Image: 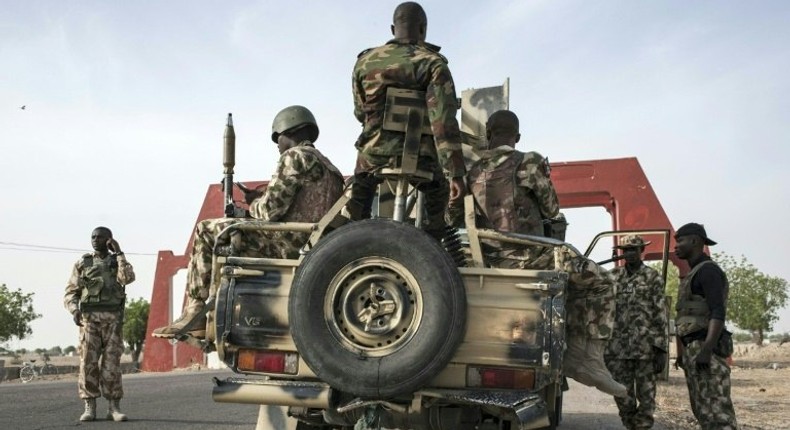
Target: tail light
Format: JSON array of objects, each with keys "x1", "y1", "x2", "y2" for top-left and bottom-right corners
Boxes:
[
  {"x1": 237, "y1": 349, "x2": 299, "y2": 374},
  {"x1": 467, "y1": 366, "x2": 535, "y2": 390}
]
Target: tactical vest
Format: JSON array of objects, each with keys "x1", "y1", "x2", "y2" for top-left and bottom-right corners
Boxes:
[
  {"x1": 77, "y1": 253, "x2": 126, "y2": 312},
  {"x1": 283, "y1": 145, "x2": 345, "y2": 223},
  {"x1": 469, "y1": 151, "x2": 543, "y2": 236},
  {"x1": 675, "y1": 260, "x2": 726, "y2": 337}
]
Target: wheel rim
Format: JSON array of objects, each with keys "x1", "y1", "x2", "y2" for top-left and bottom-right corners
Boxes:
[
  {"x1": 20, "y1": 368, "x2": 34, "y2": 382},
  {"x1": 324, "y1": 256, "x2": 423, "y2": 357}
]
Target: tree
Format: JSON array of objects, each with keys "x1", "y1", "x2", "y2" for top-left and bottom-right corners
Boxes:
[
  {"x1": 47, "y1": 346, "x2": 63, "y2": 356},
  {"x1": 716, "y1": 253, "x2": 789, "y2": 346},
  {"x1": 123, "y1": 298, "x2": 150, "y2": 367},
  {"x1": 0, "y1": 284, "x2": 41, "y2": 343},
  {"x1": 63, "y1": 345, "x2": 77, "y2": 355}
]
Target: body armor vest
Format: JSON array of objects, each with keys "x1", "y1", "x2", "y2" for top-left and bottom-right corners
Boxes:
[
  {"x1": 675, "y1": 260, "x2": 725, "y2": 337},
  {"x1": 283, "y1": 145, "x2": 345, "y2": 223},
  {"x1": 78, "y1": 253, "x2": 126, "y2": 312},
  {"x1": 469, "y1": 151, "x2": 543, "y2": 236}
]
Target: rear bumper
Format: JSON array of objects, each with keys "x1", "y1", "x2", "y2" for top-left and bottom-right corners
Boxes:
[
  {"x1": 212, "y1": 378, "x2": 551, "y2": 430},
  {"x1": 212, "y1": 377, "x2": 330, "y2": 408}
]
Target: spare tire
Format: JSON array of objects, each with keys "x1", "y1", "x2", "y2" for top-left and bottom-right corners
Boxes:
[{"x1": 289, "y1": 219, "x2": 466, "y2": 399}]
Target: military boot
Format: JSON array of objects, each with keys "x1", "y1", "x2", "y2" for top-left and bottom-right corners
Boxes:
[
  {"x1": 563, "y1": 336, "x2": 627, "y2": 398},
  {"x1": 107, "y1": 399, "x2": 128, "y2": 421},
  {"x1": 79, "y1": 398, "x2": 96, "y2": 421},
  {"x1": 152, "y1": 297, "x2": 207, "y2": 339}
]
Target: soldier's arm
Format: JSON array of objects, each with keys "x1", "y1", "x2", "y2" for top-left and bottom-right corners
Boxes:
[
  {"x1": 116, "y1": 254, "x2": 135, "y2": 285},
  {"x1": 649, "y1": 268, "x2": 669, "y2": 351},
  {"x1": 249, "y1": 148, "x2": 316, "y2": 221},
  {"x1": 64, "y1": 262, "x2": 82, "y2": 315},
  {"x1": 517, "y1": 153, "x2": 560, "y2": 219},
  {"x1": 426, "y1": 61, "x2": 465, "y2": 178},
  {"x1": 352, "y1": 65, "x2": 365, "y2": 123}
]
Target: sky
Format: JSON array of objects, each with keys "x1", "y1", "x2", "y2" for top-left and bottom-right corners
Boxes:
[{"x1": 1, "y1": 0, "x2": 789, "y2": 351}]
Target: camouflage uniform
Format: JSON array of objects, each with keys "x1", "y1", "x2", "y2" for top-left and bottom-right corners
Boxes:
[
  {"x1": 64, "y1": 252, "x2": 135, "y2": 400},
  {"x1": 468, "y1": 145, "x2": 625, "y2": 396},
  {"x1": 467, "y1": 146, "x2": 558, "y2": 268},
  {"x1": 186, "y1": 141, "x2": 344, "y2": 303},
  {"x1": 349, "y1": 38, "x2": 465, "y2": 234},
  {"x1": 605, "y1": 263, "x2": 668, "y2": 429},
  {"x1": 676, "y1": 260, "x2": 738, "y2": 430}
]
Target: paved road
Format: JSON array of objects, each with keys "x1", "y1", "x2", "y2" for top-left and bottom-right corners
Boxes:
[
  {"x1": 1, "y1": 370, "x2": 671, "y2": 430},
  {"x1": 0, "y1": 369, "x2": 259, "y2": 430}
]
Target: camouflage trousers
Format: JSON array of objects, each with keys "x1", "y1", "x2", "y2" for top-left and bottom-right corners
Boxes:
[
  {"x1": 681, "y1": 340, "x2": 738, "y2": 430},
  {"x1": 78, "y1": 311, "x2": 124, "y2": 399},
  {"x1": 493, "y1": 247, "x2": 615, "y2": 340},
  {"x1": 186, "y1": 218, "x2": 306, "y2": 301},
  {"x1": 605, "y1": 358, "x2": 657, "y2": 429},
  {"x1": 349, "y1": 152, "x2": 449, "y2": 234}
]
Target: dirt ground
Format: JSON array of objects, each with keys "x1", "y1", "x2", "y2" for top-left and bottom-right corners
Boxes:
[{"x1": 655, "y1": 342, "x2": 790, "y2": 430}]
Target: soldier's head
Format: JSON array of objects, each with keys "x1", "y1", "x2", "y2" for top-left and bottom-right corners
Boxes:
[
  {"x1": 391, "y1": 2, "x2": 427, "y2": 42},
  {"x1": 674, "y1": 222, "x2": 716, "y2": 260},
  {"x1": 486, "y1": 110, "x2": 520, "y2": 149},
  {"x1": 614, "y1": 234, "x2": 650, "y2": 265},
  {"x1": 91, "y1": 226, "x2": 112, "y2": 252},
  {"x1": 271, "y1": 105, "x2": 319, "y2": 154}
]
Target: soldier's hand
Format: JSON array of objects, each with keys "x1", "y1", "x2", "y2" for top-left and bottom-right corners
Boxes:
[
  {"x1": 448, "y1": 177, "x2": 466, "y2": 207},
  {"x1": 236, "y1": 182, "x2": 264, "y2": 205},
  {"x1": 72, "y1": 310, "x2": 83, "y2": 327},
  {"x1": 106, "y1": 238, "x2": 122, "y2": 254},
  {"x1": 652, "y1": 347, "x2": 667, "y2": 374},
  {"x1": 695, "y1": 348, "x2": 712, "y2": 371}
]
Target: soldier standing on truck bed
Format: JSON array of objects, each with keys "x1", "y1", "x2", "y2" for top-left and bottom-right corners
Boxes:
[
  {"x1": 605, "y1": 235, "x2": 668, "y2": 430},
  {"x1": 153, "y1": 105, "x2": 344, "y2": 339},
  {"x1": 64, "y1": 226, "x2": 135, "y2": 422},
  {"x1": 346, "y1": 1, "x2": 466, "y2": 240},
  {"x1": 465, "y1": 109, "x2": 627, "y2": 398},
  {"x1": 673, "y1": 223, "x2": 738, "y2": 430}
]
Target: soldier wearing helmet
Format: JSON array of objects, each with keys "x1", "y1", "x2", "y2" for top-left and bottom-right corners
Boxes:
[
  {"x1": 604, "y1": 235, "x2": 668, "y2": 430},
  {"x1": 153, "y1": 105, "x2": 344, "y2": 339}
]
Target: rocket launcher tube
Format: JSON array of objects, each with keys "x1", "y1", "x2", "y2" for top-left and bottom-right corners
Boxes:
[{"x1": 223, "y1": 113, "x2": 237, "y2": 217}]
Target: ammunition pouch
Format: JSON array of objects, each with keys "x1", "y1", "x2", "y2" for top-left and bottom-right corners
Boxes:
[{"x1": 714, "y1": 329, "x2": 733, "y2": 358}]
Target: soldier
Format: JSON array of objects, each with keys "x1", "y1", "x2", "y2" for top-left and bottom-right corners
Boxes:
[
  {"x1": 153, "y1": 105, "x2": 344, "y2": 339},
  {"x1": 347, "y1": 1, "x2": 466, "y2": 239},
  {"x1": 673, "y1": 223, "x2": 738, "y2": 429},
  {"x1": 64, "y1": 226, "x2": 135, "y2": 422},
  {"x1": 605, "y1": 235, "x2": 668, "y2": 429},
  {"x1": 467, "y1": 110, "x2": 626, "y2": 398}
]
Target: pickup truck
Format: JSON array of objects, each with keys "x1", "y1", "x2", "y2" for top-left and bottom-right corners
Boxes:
[
  {"x1": 202, "y1": 182, "x2": 586, "y2": 430},
  {"x1": 197, "y1": 85, "x2": 670, "y2": 429}
]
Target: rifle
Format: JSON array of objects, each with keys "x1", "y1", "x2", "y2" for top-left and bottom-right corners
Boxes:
[{"x1": 597, "y1": 254, "x2": 627, "y2": 265}]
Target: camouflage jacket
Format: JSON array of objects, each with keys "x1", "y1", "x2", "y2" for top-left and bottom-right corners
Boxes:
[
  {"x1": 353, "y1": 38, "x2": 465, "y2": 178},
  {"x1": 605, "y1": 263, "x2": 668, "y2": 359},
  {"x1": 64, "y1": 252, "x2": 135, "y2": 315},
  {"x1": 250, "y1": 141, "x2": 344, "y2": 222},
  {"x1": 469, "y1": 146, "x2": 559, "y2": 237}
]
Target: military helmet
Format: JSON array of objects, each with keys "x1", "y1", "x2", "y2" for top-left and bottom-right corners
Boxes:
[
  {"x1": 614, "y1": 234, "x2": 651, "y2": 249},
  {"x1": 271, "y1": 105, "x2": 319, "y2": 143}
]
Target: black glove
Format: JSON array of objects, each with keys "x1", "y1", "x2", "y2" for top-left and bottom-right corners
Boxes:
[
  {"x1": 652, "y1": 347, "x2": 667, "y2": 374},
  {"x1": 72, "y1": 310, "x2": 83, "y2": 327}
]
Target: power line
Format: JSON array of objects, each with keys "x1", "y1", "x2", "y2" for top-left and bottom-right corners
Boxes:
[{"x1": 0, "y1": 241, "x2": 157, "y2": 256}]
